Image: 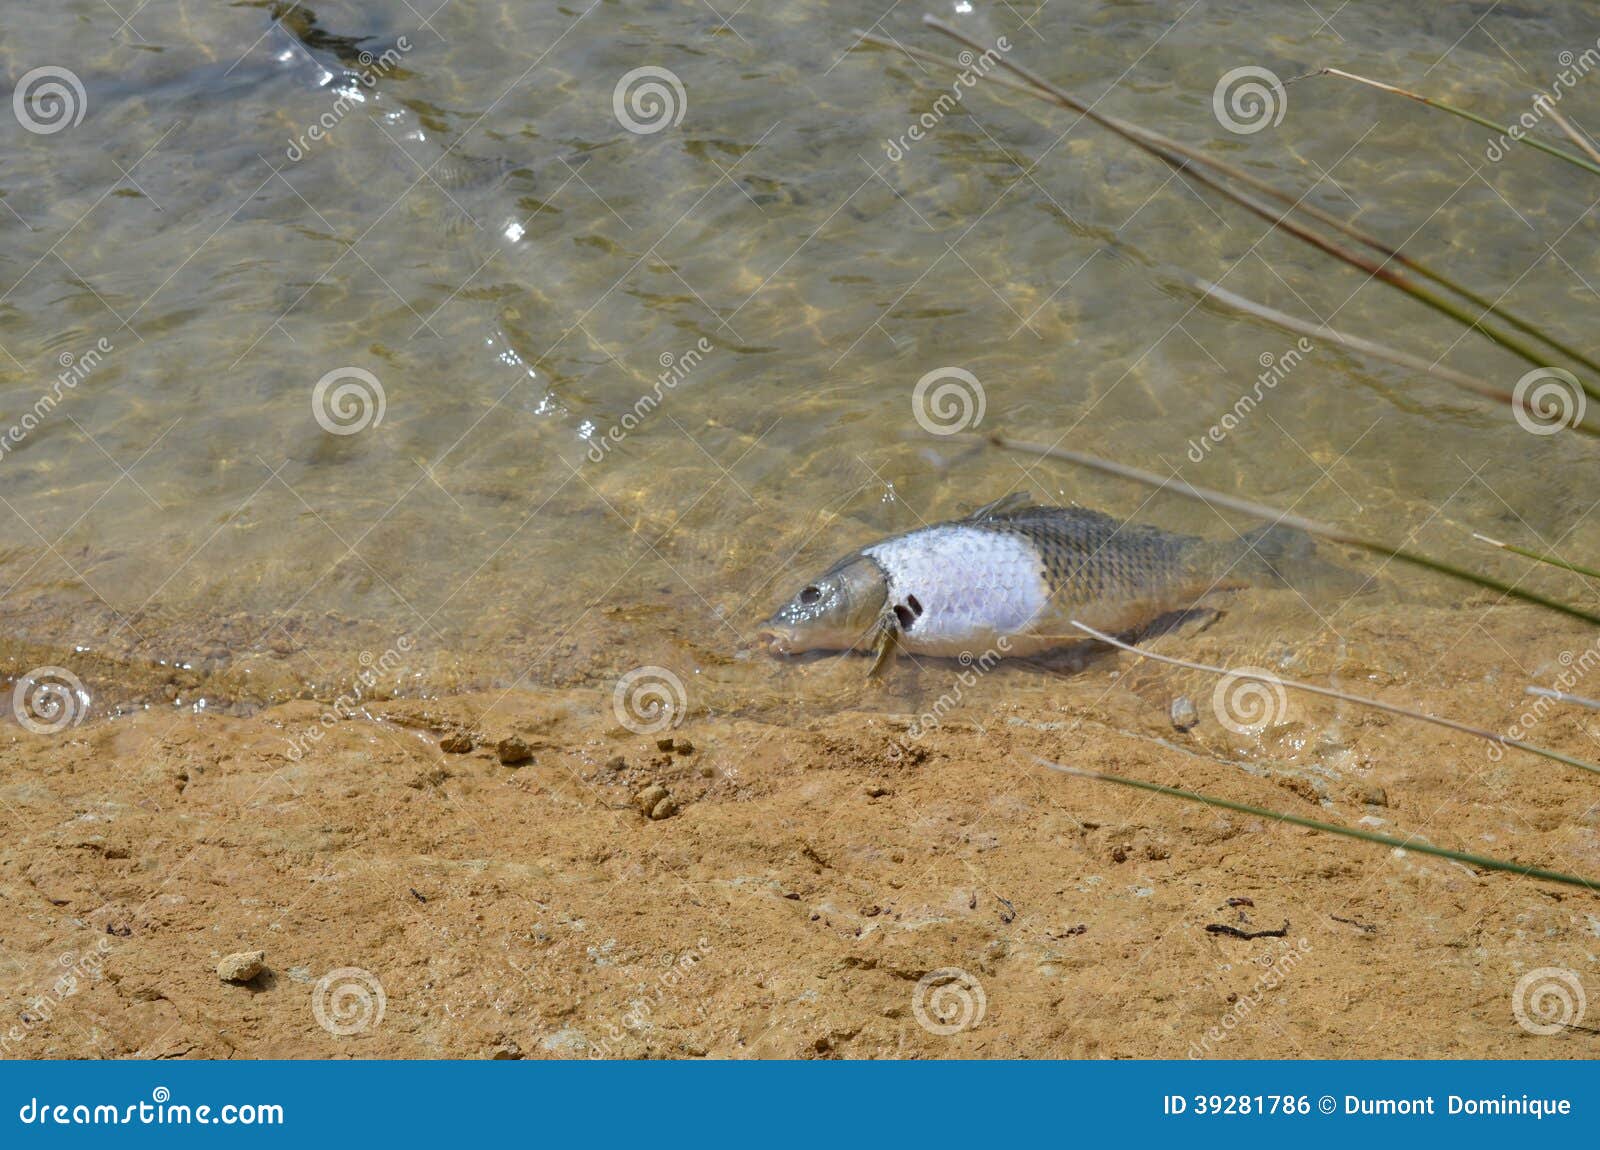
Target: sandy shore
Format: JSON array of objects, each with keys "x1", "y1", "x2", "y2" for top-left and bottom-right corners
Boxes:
[{"x1": 2, "y1": 597, "x2": 1598, "y2": 1059}]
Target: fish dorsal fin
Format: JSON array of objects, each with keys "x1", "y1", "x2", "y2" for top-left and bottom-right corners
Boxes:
[{"x1": 962, "y1": 492, "x2": 1040, "y2": 521}]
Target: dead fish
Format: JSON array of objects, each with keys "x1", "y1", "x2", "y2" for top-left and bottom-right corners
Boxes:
[{"x1": 760, "y1": 493, "x2": 1345, "y2": 670}]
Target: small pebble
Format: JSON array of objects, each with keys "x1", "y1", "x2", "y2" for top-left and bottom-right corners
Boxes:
[
  {"x1": 655, "y1": 737, "x2": 676, "y2": 752},
  {"x1": 605, "y1": 755, "x2": 627, "y2": 771},
  {"x1": 864, "y1": 781, "x2": 891, "y2": 798},
  {"x1": 648, "y1": 797, "x2": 678, "y2": 821},
  {"x1": 496, "y1": 735, "x2": 534, "y2": 766},
  {"x1": 217, "y1": 950, "x2": 265, "y2": 983},
  {"x1": 1170, "y1": 696, "x2": 1200, "y2": 731},
  {"x1": 635, "y1": 783, "x2": 670, "y2": 814},
  {"x1": 1358, "y1": 784, "x2": 1389, "y2": 807},
  {"x1": 674, "y1": 738, "x2": 694, "y2": 755},
  {"x1": 439, "y1": 732, "x2": 474, "y2": 754}
]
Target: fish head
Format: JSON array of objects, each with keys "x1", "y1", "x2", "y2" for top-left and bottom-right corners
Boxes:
[{"x1": 760, "y1": 553, "x2": 888, "y2": 655}]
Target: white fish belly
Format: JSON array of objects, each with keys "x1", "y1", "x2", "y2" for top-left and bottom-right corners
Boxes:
[{"x1": 863, "y1": 526, "x2": 1053, "y2": 657}]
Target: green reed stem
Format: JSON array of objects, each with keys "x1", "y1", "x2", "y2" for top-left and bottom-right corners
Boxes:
[
  {"x1": 1036, "y1": 757, "x2": 1600, "y2": 892},
  {"x1": 861, "y1": 33, "x2": 1600, "y2": 384},
  {"x1": 1473, "y1": 533, "x2": 1600, "y2": 580},
  {"x1": 913, "y1": 19, "x2": 1600, "y2": 401},
  {"x1": 1313, "y1": 68, "x2": 1600, "y2": 179},
  {"x1": 989, "y1": 435, "x2": 1600, "y2": 627}
]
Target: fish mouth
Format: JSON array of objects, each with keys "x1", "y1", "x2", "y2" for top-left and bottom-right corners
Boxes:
[{"x1": 756, "y1": 624, "x2": 797, "y2": 656}]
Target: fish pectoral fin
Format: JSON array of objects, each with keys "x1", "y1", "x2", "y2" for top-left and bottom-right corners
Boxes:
[
  {"x1": 866, "y1": 613, "x2": 900, "y2": 679},
  {"x1": 962, "y1": 492, "x2": 1038, "y2": 521}
]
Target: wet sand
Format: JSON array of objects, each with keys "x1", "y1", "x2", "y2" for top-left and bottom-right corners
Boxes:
[{"x1": 3, "y1": 595, "x2": 1596, "y2": 1059}]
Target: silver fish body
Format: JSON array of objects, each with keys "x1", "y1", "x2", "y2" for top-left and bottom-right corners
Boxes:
[{"x1": 762, "y1": 497, "x2": 1305, "y2": 660}]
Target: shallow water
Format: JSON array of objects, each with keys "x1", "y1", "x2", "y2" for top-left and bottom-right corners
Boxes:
[{"x1": 1, "y1": 0, "x2": 1598, "y2": 720}]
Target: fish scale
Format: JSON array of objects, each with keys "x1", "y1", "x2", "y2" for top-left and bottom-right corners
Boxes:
[
  {"x1": 761, "y1": 498, "x2": 1314, "y2": 661},
  {"x1": 862, "y1": 507, "x2": 1222, "y2": 657}
]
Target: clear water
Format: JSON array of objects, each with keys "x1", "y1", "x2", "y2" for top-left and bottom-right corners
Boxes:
[{"x1": 2, "y1": 0, "x2": 1597, "y2": 717}]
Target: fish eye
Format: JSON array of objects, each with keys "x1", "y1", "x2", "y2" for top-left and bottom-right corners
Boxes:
[{"x1": 798, "y1": 585, "x2": 822, "y2": 605}]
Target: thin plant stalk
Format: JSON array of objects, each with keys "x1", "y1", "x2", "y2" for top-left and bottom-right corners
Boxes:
[
  {"x1": 1313, "y1": 68, "x2": 1600, "y2": 178},
  {"x1": 917, "y1": 18, "x2": 1600, "y2": 400},
  {"x1": 987, "y1": 434, "x2": 1600, "y2": 627},
  {"x1": 1527, "y1": 685, "x2": 1600, "y2": 711},
  {"x1": 1179, "y1": 274, "x2": 1506, "y2": 407},
  {"x1": 1473, "y1": 532, "x2": 1600, "y2": 580},
  {"x1": 1541, "y1": 102, "x2": 1600, "y2": 167},
  {"x1": 1070, "y1": 621, "x2": 1600, "y2": 779},
  {"x1": 1035, "y1": 757, "x2": 1600, "y2": 892},
  {"x1": 861, "y1": 32, "x2": 1600, "y2": 384},
  {"x1": 1176, "y1": 272, "x2": 1600, "y2": 437}
]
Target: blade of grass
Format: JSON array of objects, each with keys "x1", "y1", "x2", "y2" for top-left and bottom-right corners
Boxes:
[
  {"x1": 1473, "y1": 532, "x2": 1600, "y2": 579},
  {"x1": 1035, "y1": 756, "x2": 1599, "y2": 892},
  {"x1": 859, "y1": 32, "x2": 1600, "y2": 383},
  {"x1": 986, "y1": 434, "x2": 1600, "y2": 627},
  {"x1": 1312, "y1": 68, "x2": 1600, "y2": 178},
  {"x1": 916, "y1": 18, "x2": 1600, "y2": 400},
  {"x1": 1069, "y1": 620, "x2": 1600, "y2": 779}
]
